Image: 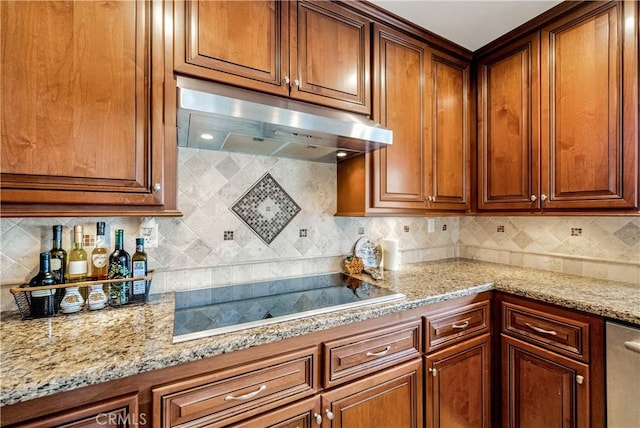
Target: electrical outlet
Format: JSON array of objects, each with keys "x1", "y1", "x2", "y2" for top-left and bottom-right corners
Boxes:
[
  {"x1": 140, "y1": 217, "x2": 158, "y2": 248},
  {"x1": 427, "y1": 219, "x2": 435, "y2": 233}
]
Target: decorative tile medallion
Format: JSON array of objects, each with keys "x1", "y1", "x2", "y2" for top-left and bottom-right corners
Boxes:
[{"x1": 231, "y1": 173, "x2": 301, "y2": 244}]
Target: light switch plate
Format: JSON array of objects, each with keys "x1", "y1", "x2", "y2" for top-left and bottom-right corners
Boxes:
[{"x1": 428, "y1": 219, "x2": 435, "y2": 233}]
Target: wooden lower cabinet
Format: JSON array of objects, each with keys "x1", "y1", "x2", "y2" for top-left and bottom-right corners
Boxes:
[
  {"x1": 10, "y1": 393, "x2": 140, "y2": 428},
  {"x1": 502, "y1": 334, "x2": 590, "y2": 428},
  {"x1": 320, "y1": 359, "x2": 423, "y2": 428},
  {"x1": 425, "y1": 333, "x2": 491, "y2": 428},
  {"x1": 229, "y1": 396, "x2": 322, "y2": 428}
]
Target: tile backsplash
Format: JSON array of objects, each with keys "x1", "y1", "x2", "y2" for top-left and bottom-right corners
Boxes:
[
  {"x1": 1, "y1": 148, "x2": 638, "y2": 312},
  {"x1": 0, "y1": 148, "x2": 457, "y2": 311}
]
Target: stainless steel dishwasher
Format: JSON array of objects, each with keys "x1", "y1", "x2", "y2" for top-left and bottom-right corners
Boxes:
[{"x1": 606, "y1": 321, "x2": 640, "y2": 428}]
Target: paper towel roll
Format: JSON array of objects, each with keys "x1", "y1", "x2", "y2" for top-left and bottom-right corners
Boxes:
[{"x1": 381, "y1": 239, "x2": 399, "y2": 271}]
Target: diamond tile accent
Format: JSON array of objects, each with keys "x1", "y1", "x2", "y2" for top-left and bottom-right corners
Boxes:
[{"x1": 231, "y1": 173, "x2": 301, "y2": 244}]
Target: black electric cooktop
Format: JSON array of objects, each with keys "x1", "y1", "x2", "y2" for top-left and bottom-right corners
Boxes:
[{"x1": 173, "y1": 273, "x2": 405, "y2": 342}]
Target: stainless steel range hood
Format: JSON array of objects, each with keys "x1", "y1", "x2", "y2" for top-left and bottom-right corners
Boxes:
[{"x1": 176, "y1": 77, "x2": 392, "y2": 163}]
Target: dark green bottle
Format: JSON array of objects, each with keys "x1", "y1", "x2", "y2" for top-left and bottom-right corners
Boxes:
[
  {"x1": 108, "y1": 229, "x2": 131, "y2": 306},
  {"x1": 29, "y1": 253, "x2": 57, "y2": 318},
  {"x1": 131, "y1": 238, "x2": 148, "y2": 303},
  {"x1": 49, "y1": 225, "x2": 67, "y2": 311}
]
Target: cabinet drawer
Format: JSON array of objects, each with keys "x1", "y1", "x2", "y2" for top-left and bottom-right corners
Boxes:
[
  {"x1": 153, "y1": 347, "x2": 317, "y2": 428},
  {"x1": 502, "y1": 301, "x2": 590, "y2": 362},
  {"x1": 323, "y1": 319, "x2": 421, "y2": 388},
  {"x1": 424, "y1": 300, "x2": 490, "y2": 353}
]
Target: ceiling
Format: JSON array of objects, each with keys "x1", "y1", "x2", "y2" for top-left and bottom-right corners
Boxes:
[{"x1": 368, "y1": 1, "x2": 563, "y2": 51}]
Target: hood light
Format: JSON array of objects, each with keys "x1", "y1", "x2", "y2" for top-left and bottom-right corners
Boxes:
[
  {"x1": 200, "y1": 133, "x2": 214, "y2": 140},
  {"x1": 336, "y1": 151, "x2": 348, "y2": 158}
]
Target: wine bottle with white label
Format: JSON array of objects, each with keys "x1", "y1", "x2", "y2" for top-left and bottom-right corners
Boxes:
[
  {"x1": 67, "y1": 225, "x2": 88, "y2": 300},
  {"x1": 131, "y1": 238, "x2": 148, "y2": 302},
  {"x1": 91, "y1": 222, "x2": 108, "y2": 280}
]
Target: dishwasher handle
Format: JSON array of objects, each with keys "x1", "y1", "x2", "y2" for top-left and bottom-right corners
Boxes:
[{"x1": 624, "y1": 340, "x2": 640, "y2": 355}]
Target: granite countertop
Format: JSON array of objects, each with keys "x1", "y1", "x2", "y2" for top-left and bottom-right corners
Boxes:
[{"x1": 1, "y1": 259, "x2": 638, "y2": 407}]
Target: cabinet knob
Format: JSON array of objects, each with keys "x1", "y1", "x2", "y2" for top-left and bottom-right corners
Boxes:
[
  {"x1": 325, "y1": 409, "x2": 334, "y2": 420},
  {"x1": 530, "y1": 195, "x2": 537, "y2": 202},
  {"x1": 293, "y1": 78, "x2": 300, "y2": 88},
  {"x1": 540, "y1": 194, "x2": 548, "y2": 201},
  {"x1": 283, "y1": 76, "x2": 290, "y2": 85},
  {"x1": 314, "y1": 413, "x2": 323, "y2": 425},
  {"x1": 153, "y1": 183, "x2": 161, "y2": 192},
  {"x1": 428, "y1": 367, "x2": 437, "y2": 377},
  {"x1": 576, "y1": 374, "x2": 584, "y2": 385}
]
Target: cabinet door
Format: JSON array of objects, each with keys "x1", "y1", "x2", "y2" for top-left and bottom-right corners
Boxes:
[
  {"x1": 321, "y1": 359, "x2": 422, "y2": 428},
  {"x1": 174, "y1": 0, "x2": 290, "y2": 97},
  {"x1": 291, "y1": 1, "x2": 370, "y2": 114},
  {"x1": 477, "y1": 33, "x2": 540, "y2": 211},
  {"x1": 502, "y1": 334, "x2": 590, "y2": 428},
  {"x1": 425, "y1": 334, "x2": 491, "y2": 428},
  {"x1": 0, "y1": 0, "x2": 177, "y2": 216},
  {"x1": 371, "y1": 24, "x2": 430, "y2": 212},
  {"x1": 425, "y1": 49, "x2": 470, "y2": 211},
  {"x1": 540, "y1": 0, "x2": 638, "y2": 210},
  {"x1": 14, "y1": 393, "x2": 139, "y2": 428},
  {"x1": 229, "y1": 396, "x2": 322, "y2": 428}
]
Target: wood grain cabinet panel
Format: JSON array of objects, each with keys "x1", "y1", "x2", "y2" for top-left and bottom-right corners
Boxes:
[
  {"x1": 477, "y1": 0, "x2": 638, "y2": 212},
  {"x1": 425, "y1": 334, "x2": 491, "y2": 428},
  {"x1": 426, "y1": 49, "x2": 471, "y2": 211},
  {"x1": 477, "y1": 33, "x2": 540, "y2": 210},
  {"x1": 152, "y1": 347, "x2": 317, "y2": 428},
  {"x1": 0, "y1": 0, "x2": 178, "y2": 216},
  {"x1": 540, "y1": 0, "x2": 638, "y2": 210},
  {"x1": 229, "y1": 396, "x2": 321, "y2": 428},
  {"x1": 370, "y1": 23, "x2": 430, "y2": 210},
  {"x1": 175, "y1": 0, "x2": 371, "y2": 114},
  {"x1": 336, "y1": 23, "x2": 470, "y2": 215},
  {"x1": 11, "y1": 393, "x2": 139, "y2": 428},
  {"x1": 320, "y1": 359, "x2": 423, "y2": 428},
  {"x1": 502, "y1": 301, "x2": 590, "y2": 362},
  {"x1": 502, "y1": 335, "x2": 590, "y2": 428},
  {"x1": 425, "y1": 299, "x2": 490, "y2": 353},
  {"x1": 323, "y1": 319, "x2": 421, "y2": 388}
]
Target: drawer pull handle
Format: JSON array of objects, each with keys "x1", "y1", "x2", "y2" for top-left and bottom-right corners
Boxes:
[
  {"x1": 525, "y1": 322, "x2": 557, "y2": 336},
  {"x1": 576, "y1": 375, "x2": 584, "y2": 385},
  {"x1": 225, "y1": 384, "x2": 267, "y2": 401},
  {"x1": 451, "y1": 320, "x2": 470, "y2": 329},
  {"x1": 624, "y1": 341, "x2": 640, "y2": 355},
  {"x1": 366, "y1": 346, "x2": 391, "y2": 357}
]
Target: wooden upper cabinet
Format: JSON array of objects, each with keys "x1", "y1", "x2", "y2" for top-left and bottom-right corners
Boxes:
[
  {"x1": 425, "y1": 49, "x2": 470, "y2": 210},
  {"x1": 175, "y1": 0, "x2": 371, "y2": 114},
  {"x1": 477, "y1": 33, "x2": 540, "y2": 211},
  {"x1": 0, "y1": 0, "x2": 178, "y2": 216},
  {"x1": 336, "y1": 24, "x2": 470, "y2": 216},
  {"x1": 540, "y1": 0, "x2": 638, "y2": 210},
  {"x1": 175, "y1": 0, "x2": 289, "y2": 96},
  {"x1": 370, "y1": 23, "x2": 430, "y2": 211},
  {"x1": 290, "y1": 1, "x2": 370, "y2": 113}
]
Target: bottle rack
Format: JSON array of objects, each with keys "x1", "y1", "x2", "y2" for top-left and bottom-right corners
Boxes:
[{"x1": 9, "y1": 271, "x2": 153, "y2": 320}]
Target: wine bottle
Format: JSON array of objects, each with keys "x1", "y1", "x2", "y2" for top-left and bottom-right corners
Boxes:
[
  {"x1": 49, "y1": 225, "x2": 67, "y2": 311},
  {"x1": 67, "y1": 225, "x2": 88, "y2": 300},
  {"x1": 29, "y1": 252, "x2": 57, "y2": 318},
  {"x1": 108, "y1": 229, "x2": 131, "y2": 306},
  {"x1": 91, "y1": 222, "x2": 108, "y2": 280},
  {"x1": 131, "y1": 238, "x2": 148, "y2": 303}
]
